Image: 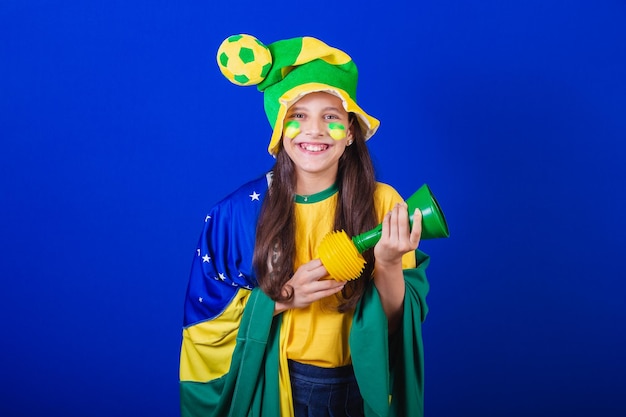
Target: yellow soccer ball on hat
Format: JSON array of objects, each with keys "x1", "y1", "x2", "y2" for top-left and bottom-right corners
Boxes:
[{"x1": 216, "y1": 34, "x2": 272, "y2": 86}]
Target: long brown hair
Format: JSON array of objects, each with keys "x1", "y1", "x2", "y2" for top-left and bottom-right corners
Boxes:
[{"x1": 252, "y1": 113, "x2": 378, "y2": 311}]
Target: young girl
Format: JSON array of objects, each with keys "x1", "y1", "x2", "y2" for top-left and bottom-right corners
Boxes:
[{"x1": 180, "y1": 35, "x2": 431, "y2": 417}]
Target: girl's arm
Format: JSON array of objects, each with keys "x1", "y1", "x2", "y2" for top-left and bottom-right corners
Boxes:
[{"x1": 373, "y1": 203, "x2": 422, "y2": 333}]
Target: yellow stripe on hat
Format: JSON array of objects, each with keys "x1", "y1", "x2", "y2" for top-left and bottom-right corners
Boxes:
[{"x1": 295, "y1": 37, "x2": 352, "y2": 66}]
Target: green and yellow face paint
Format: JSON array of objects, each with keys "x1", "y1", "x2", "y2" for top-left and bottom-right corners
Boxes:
[
  {"x1": 328, "y1": 122, "x2": 347, "y2": 140},
  {"x1": 284, "y1": 120, "x2": 301, "y2": 139}
]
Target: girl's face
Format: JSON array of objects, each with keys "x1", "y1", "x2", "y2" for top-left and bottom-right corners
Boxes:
[{"x1": 281, "y1": 91, "x2": 353, "y2": 189}]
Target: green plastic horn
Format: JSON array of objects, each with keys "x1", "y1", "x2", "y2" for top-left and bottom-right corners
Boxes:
[{"x1": 318, "y1": 184, "x2": 449, "y2": 281}]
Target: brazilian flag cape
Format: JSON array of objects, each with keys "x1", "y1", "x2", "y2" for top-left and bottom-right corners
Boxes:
[{"x1": 179, "y1": 174, "x2": 430, "y2": 417}]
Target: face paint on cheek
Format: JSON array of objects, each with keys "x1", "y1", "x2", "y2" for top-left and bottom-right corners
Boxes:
[
  {"x1": 328, "y1": 122, "x2": 347, "y2": 140},
  {"x1": 284, "y1": 121, "x2": 301, "y2": 139}
]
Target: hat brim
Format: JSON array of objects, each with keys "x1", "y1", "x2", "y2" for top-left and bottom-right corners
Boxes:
[{"x1": 267, "y1": 82, "x2": 380, "y2": 155}]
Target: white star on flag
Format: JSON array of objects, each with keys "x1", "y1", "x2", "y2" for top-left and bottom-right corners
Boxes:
[
  {"x1": 249, "y1": 191, "x2": 260, "y2": 201},
  {"x1": 202, "y1": 254, "x2": 211, "y2": 263},
  {"x1": 218, "y1": 273, "x2": 226, "y2": 281}
]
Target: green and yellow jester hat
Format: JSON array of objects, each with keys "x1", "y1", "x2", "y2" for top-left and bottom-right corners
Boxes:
[{"x1": 216, "y1": 34, "x2": 380, "y2": 155}]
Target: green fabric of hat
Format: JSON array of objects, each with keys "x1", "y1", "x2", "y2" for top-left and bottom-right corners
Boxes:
[{"x1": 216, "y1": 34, "x2": 380, "y2": 155}]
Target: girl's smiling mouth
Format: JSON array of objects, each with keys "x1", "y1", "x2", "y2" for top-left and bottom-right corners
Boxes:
[{"x1": 298, "y1": 143, "x2": 330, "y2": 152}]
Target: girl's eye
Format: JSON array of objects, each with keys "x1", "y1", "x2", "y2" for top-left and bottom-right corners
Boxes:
[
  {"x1": 324, "y1": 114, "x2": 339, "y2": 120},
  {"x1": 290, "y1": 113, "x2": 304, "y2": 119}
]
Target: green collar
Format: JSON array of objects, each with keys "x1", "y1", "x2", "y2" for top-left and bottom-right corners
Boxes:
[{"x1": 294, "y1": 183, "x2": 339, "y2": 204}]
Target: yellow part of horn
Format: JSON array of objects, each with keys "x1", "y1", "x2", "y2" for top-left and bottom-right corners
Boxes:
[{"x1": 318, "y1": 230, "x2": 366, "y2": 281}]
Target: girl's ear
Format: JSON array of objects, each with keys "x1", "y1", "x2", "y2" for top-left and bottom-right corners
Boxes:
[
  {"x1": 346, "y1": 128, "x2": 354, "y2": 145},
  {"x1": 345, "y1": 122, "x2": 354, "y2": 145}
]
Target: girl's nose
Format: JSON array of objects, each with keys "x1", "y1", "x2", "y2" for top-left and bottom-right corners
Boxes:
[{"x1": 303, "y1": 120, "x2": 324, "y2": 137}]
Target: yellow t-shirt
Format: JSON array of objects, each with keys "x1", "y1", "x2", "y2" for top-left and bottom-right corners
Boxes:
[{"x1": 281, "y1": 182, "x2": 417, "y2": 368}]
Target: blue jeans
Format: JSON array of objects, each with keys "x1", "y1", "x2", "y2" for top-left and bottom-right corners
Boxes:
[{"x1": 288, "y1": 359, "x2": 364, "y2": 417}]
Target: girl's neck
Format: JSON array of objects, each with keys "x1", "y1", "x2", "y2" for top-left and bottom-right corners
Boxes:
[{"x1": 295, "y1": 172, "x2": 338, "y2": 196}]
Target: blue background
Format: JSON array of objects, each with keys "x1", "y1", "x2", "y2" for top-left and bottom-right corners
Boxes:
[{"x1": 1, "y1": 1, "x2": 625, "y2": 416}]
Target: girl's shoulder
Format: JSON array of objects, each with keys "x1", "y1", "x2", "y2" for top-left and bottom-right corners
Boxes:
[
  {"x1": 213, "y1": 172, "x2": 272, "y2": 208},
  {"x1": 374, "y1": 181, "x2": 403, "y2": 206},
  {"x1": 201, "y1": 172, "x2": 271, "y2": 232}
]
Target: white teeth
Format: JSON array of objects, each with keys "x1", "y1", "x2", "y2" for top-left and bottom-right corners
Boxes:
[{"x1": 300, "y1": 143, "x2": 328, "y2": 152}]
